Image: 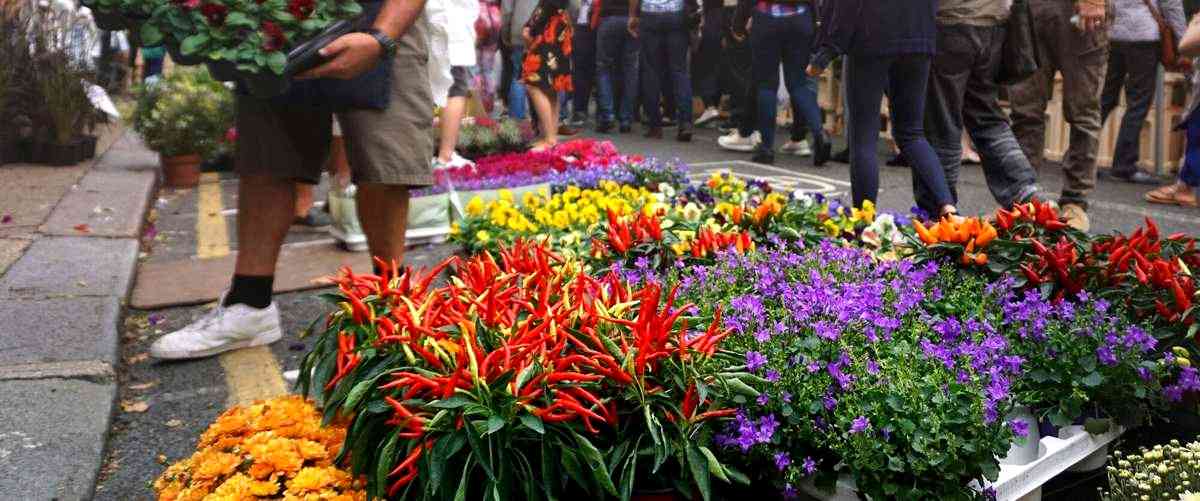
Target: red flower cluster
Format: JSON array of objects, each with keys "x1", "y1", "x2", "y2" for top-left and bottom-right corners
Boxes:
[
  {"x1": 1092, "y1": 218, "x2": 1198, "y2": 327},
  {"x1": 261, "y1": 21, "x2": 287, "y2": 51},
  {"x1": 599, "y1": 208, "x2": 663, "y2": 255},
  {"x1": 287, "y1": 0, "x2": 315, "y2": 20},
  {"x1": 200, "y1": 2, "x2": 228, "y2": 25}
]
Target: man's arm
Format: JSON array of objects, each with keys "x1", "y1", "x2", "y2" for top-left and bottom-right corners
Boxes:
[
  {"x1": 297, "y1": 0, "x2": 429, "y2": 80},
  {"x1": 808, "y1": 0, "x2": 860, "y2": 73}
]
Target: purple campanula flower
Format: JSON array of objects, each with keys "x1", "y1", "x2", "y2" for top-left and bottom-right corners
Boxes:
[
  {"x1": 757, "y1": 393, "x2": 770, "y2": 406},
  {"x1": 1009, "y1": 419, "x2": 1030, "y2": 438},
  {"x1": 746, "y1": 351, "x2": 767, "y2": 372},
  {"x1": 802, "y1": 456, "x2": 817, "y2": 475},
  {"x1": 850, "y1": 416, "x2": 869, "y2": 434},
  {"x1": 766, "y1": 369, "x2": 781, "y2": 382},
  {"x1": 774, "y1": 452, "x2": 791, "y2": 471},
  {"x1": 1096, "y1": 345, "x2": 1118, "y2": 366}
]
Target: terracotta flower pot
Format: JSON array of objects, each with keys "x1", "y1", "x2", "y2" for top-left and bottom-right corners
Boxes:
[{"x1": 161, "y1": 153, "x2": 202, "y2": 188}]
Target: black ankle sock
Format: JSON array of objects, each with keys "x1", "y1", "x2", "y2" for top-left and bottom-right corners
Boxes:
[{"x1": 224, "y1": 274, "x2": 274, "y2": 309}]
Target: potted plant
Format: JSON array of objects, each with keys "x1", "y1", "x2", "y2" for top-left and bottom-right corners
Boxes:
[
  {"x1": 298, "y1": 242, "x2": 749, "y2": 500},
  {"x1": 29, "y1": 7, "x2": 96, "y2": 166},
  {"x1": 131, "y1": 68, "x2": 234, "y2": 188}
]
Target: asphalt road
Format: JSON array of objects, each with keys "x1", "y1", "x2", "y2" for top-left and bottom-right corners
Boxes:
[{"x1": 93, "y1": 125, "x2": 1198, "y2": 500}]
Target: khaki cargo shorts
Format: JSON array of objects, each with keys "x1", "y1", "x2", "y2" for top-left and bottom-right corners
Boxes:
[{"x1": 234, "y1": 19, "x2": 434, "y2": 187}]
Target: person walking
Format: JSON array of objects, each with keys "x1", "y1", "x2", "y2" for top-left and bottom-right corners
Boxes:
[
  {"x1": 921, "y1": 0, "x2": 1043, "y2": 215},
  {"x1": 692, "y1": 0, "x2": 724, "y2": 127},
  {"x1": 150, "y1": 0, "x2": 433, "y2": 360},
  {"x1": 1145, "y1": 12, "x2": 1200, "y2": 206},
  {"x1": 629, "y1": 0, "x2": 696, "y2": 140},
  {"x1": 1100, "y1": 0, "x2": 1186, "y2": 184},
  {"x1": 808, "y1": 0, "x2": 957, "y2": 216},
  {"x1": 522, "y1": 0, "x2": 574, "y2": 149},
  {"x1": 567, "y1": 0, "x2": 598, "y2": 126},
  {"x1": 475, "y1": 0, "x2": 504, "y2": 116},
  {"x1": 430, "y1": 0, "x2": 481, "y2": 168},
  {"x1": 716, "y1": 0, "x2": 762, "y2": 152},
  {"x1": 502, "y1": 0, "x2": 539, "y2": 119},
  {"x1": 734, "y1": 0, "x2": 829, "y2": 165},
  {"x1": 594, "y1": 0, "x2": 640, "y2": 132},
  {"x1": 1007, "y1": 0, "x2": 1108, "y2": 232}
]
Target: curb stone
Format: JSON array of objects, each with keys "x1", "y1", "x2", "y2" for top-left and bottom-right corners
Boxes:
[{"x1": 0, "y1": 129, "x2": 158, "y2": 501}]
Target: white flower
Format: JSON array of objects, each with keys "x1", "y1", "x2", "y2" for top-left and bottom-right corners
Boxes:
[
  {"x1": 657, "y1": 183, "x2": 676, "y2": 199},
  {"x1": 792, "y1": 190, "x2": 815, "y2": 208}
]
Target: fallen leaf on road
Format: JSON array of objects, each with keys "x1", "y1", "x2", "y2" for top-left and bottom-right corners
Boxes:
[
  {"x1": 1, "y1": 214, "x2": 11, "y2": 224},
  {"x1": 156, "y1": 454, "x2": 168, "y2": 465},
  {"x1": 73, "y1": 223, "x2": 91, "y2": 233},
  {"x1": 120, "y1": 400, "x2": 149, "y2": 413},
  {"x1": 129, "y1": 381, "x2": 158, "y2": 391},
  {"x1": 126, "y1": 353, "x2": 150, "y2": 364},
  {"x1": 164, "y1": 419, "x2": 183, "y2": 428}
]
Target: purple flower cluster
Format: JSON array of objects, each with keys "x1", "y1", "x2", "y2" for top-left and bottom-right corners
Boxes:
[
  {"x1": 715, "y1": 410, "x2": 779, "y2": 452},
  {"x1": 1164, "y1": 366, "x2": 1200, "y2": 402}
]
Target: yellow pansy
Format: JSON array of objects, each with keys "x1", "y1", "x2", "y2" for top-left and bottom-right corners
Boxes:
[{"x1": 476, "y1": 230, "x2": 491, "y2": 243}]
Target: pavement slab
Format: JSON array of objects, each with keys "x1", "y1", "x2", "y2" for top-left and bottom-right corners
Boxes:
[
  {"x1": 42, "y1": 169, "x2": 157, "y2": 238},
  {"x1": 0, "y1": 164, "x2": 87, "y2": 239},
  {"x1": 0, "y1": 236, "x2": 138, "y2": 300},
  {"x1": 0, "y1": 238, "x2": 29, "y2": 277},
  {"x1": 0, "y1": 296, "x2": 121, "y2": 367},
  {"x1": 92, "y1": 131, "x2": 159, "y2": 173},
  {"x1": 0, "y1": 377, "x2": 116, "y2": 501}
]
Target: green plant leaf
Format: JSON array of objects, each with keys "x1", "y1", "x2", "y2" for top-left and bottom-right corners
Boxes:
[
  {"x1": 519, "y1": 413, "x2": 545, "y2": 434},
  {"x1": 573, "y1": 431, "x2": 618, "y2": 496},
  {"x1": 180, "y1": 33, "x2": 209, "y2": 56},
  {"x1": 1081, "y1": 371, "x2": 1103, "y2": 388},
  {"x1": 429, "y1": 395, "x2": 474, "y2": 409},
  {"x1": 140, "y1": 23, "x2": 163, "y2": 46},
  {"x1": 454, "y1": 456, "x2": 472, "y2": 501},
  {"x1": 266, "y1": 52, "x2": 287, "y2": 75},
  {"x1": 485, "y1": 415, "x2": 505, "y2": 435},
  {"x1": 698, "y1": 446, "x2": 729, "y2": 483},
  {"x1": 374, "y1": 430, "x2": 401, "y2": 498},
  {"x1": 686, "y1": 443, "x2": 712, "y2": 501},
  {"x1": 464, "y1": 420, "x2": 497, "y2": 481},
  {"x1": 225, "y1": 11, "x2": 255, "y2": 28}
]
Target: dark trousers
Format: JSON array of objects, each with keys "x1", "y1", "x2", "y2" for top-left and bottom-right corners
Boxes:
[
  {"x1": 572, "y1": 24, "x2": 598, "y2": 118},
  {"x1": 1100, "y1": 41, "x2": 1159, "y2": 177},
  {"x1": 749, "y1": 10, "x2": 823, "y2": 152},
  {"x1": 923, "y1": 24, "x2": 1040, "y2": 213},
  {"x1": 693, "y1": 8, "x2": 723, "y2": 107},
  {"x1": 846, "y1": 53, "x2": 953, "y2": 210},
  {"x1": 640, "y1": 11, "x2": 693, "y2": 128},
  {"x1": 1183, "y1": 110, "x2": 1200, "y2": 187},
  {"x1": 597, "y1": 16, "x2": 641, "y2": 126}
]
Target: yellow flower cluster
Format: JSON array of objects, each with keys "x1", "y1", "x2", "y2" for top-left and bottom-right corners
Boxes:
[
  {"x1": 704, "y1": 172, "x2": 748, "y2": 202},
  {"x1": 822, "y1": 200, "x2": 876, "y2": 236},
  {"x1": 468, "y1": 181, "x2": 659, "y2": 243},
  {"x1": 154, "y1": 396, "x2": 364, "y2": 501}
]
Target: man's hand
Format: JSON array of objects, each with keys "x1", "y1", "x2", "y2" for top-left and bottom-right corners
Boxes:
[
  {"x1": 628, "y1": 16, "x2": 639, "y2": 37},
  {"x1": 1076, "y1": 0, "x2": 1105, "y2": 33},
  {"x1": 806, "y1": 64, "x2": 822, "y2": 77},
  {"x1": 296, "y1": 33, "x2": 383, "y2": 80}
]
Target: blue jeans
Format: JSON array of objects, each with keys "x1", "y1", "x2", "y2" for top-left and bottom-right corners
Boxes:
[
  {"x1": 846, "y1": 53, "x2": 953, "y2": 210},
  {"x1": 509, "y1": 45, "x2": 528, "y2": 119},
  {"x1": 639, "y1": 11, "x2": 692, "y2": 128},
  {"x1": 572, "y1": 23, "x2": 598, "y2": 117},
  {"x1": 749, "y1": 10, "x2": 824, "y2": 153},
  {"x1": 1182, "y1": 110, "x2": 1200, "y2": 187},
  {"x1": 596, "y1": 16, "x2": 640, "y2": 126}
]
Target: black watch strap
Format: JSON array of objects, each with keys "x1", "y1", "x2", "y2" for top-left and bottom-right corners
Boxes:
[{"x1": 361, "y1": 28, "x2": 398, "y2": 58}]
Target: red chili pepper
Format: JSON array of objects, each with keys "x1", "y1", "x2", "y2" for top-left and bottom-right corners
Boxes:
[
  {"x1": 1173, "y1": 279, "x2": 1193, "y2": 311},
  {"x1": 1146, "y1": 217, "x2": 1160, "y2": 241},
  {"x1": 1134, "y1": 263, "x2": 1149, "y2": 285}
]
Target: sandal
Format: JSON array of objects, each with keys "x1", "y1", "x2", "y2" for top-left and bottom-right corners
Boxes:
[{"x1": 1144, "y1": 183, "x2": 1199, "y2": 207}]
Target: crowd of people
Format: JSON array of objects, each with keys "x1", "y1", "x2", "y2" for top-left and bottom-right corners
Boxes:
[{"x1": 150, "y1": 0, "x2": 1200, "y2": 361}]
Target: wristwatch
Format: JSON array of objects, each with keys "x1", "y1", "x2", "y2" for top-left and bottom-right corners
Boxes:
[{"x1": 361, "y1": 28, "x2": 398, "y2": 58}]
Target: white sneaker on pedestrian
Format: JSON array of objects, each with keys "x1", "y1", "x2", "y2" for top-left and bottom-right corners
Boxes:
[
  {"x1": 447, "y1": 152, "x2": 474, "y2": 169},
  {"x1": 696, "y1": 107, "x2": 720, "y2": 126},
  {"x1": 328, "y1": 183, "x2": 367, "y2": 252},
  {"x1": 781, "y1": 140, "x2": 812, "y2": 156},
  {"x1": 149, "y1": 300, "x2": 282, "y2": 360},
  {"x1": 718, "y1": 131, "x2": 761, "y2": 152}
]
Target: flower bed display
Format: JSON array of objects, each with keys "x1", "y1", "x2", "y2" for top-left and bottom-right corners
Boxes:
[
  {"x1": 154, "y1": 396, "x2": 364, "y2": 500},
  {"x1": 163, "y1": 154, "x2": 1200, "y2": 500}
]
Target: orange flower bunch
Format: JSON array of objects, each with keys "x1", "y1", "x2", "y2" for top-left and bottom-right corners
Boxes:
[
  {"x1": 911, "y1": 216, "x2": 998, "y2": 266},
  {"x1": 154, "y1": 396, "x2": 364, "y2": 501}
]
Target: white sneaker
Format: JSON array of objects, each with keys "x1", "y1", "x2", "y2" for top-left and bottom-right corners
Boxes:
[
  {"x1": 149, "y1": 301, "x2": 282, "y2": 360},
  {"x1": 328, "y1": 183, "x2": 367, "y2": 252},
  {"x1": 447, "y1": 152, "x2": 475, "y2": 170},
  {"x1": 718, "y1": 131, "x2": 761, "y2": 152},
  {"x1": 781, "y1": 140, "x2": 812, "y2": 156},
  {"x1": 695, "y1": 107, "x2": 720, "y2": 126}
]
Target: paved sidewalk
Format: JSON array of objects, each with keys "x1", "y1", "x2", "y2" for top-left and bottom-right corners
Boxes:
[{"x1": 0, "y1": 125, "x2": 158, "y2": 501}]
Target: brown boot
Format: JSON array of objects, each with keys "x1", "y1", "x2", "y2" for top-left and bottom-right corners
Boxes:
[{"x1": 1059, "y1": 203, "x2": 1090, "y2": 233}]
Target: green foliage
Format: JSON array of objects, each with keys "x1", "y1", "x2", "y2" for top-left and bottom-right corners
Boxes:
[{"x1": 131, "y1": 68, "x2": 234, "y2": 157}]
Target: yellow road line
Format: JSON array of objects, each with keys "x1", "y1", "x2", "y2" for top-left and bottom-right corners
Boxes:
[
  {"x1": 197, "y1": 173, "x2": 230, "y2": 259},
  {"x1": 194, "y1": 172, "x2": 289, "y2": 406}
]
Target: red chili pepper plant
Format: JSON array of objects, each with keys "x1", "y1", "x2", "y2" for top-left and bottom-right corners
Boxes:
[{"x1": 298, "y1": 240, "x2": 755, "y2": 500}]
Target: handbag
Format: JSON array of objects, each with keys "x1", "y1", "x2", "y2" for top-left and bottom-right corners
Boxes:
[
  {"x1": 266, "y1": 0, "x2": 393, "y2": 110},
  {"x1": 1139, "y1": 0, "x2": 1190, "y2": 72},
  {"x1": 996, "y1": 0, "x2": 1040, "y2": 86}
]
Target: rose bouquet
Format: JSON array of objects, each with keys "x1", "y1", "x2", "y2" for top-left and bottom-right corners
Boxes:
[{"x1": 297, "y1": 242, "x2": 752, "y2": 499}]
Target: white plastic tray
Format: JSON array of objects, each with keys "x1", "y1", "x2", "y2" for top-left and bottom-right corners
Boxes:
[{"x1": 800, "y1": 425, "x2": 1123, "y2": 501}]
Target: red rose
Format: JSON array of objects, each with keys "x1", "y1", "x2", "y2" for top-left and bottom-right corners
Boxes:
[
  {"x1": 262, "y1": 21, "x2": 287, "y2": 51},
  {"x1": 200, "y1": 2, "x2": 227, "y2": 24},
  {"x1": 287, "y1": 0, "x2": 315, "y2": 19}
]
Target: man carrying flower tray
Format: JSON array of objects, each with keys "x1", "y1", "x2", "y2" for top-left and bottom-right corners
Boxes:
[{"x1": 150, "y1": 0, "x2": 434, "y2": 360}]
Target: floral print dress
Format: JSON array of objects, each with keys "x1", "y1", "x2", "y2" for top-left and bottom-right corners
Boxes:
[{"x1": 521, "y1": 0, "x2": 573, "y2": 92}]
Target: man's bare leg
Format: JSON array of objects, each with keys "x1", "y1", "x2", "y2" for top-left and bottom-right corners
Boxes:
[
  {"x1": 356, "y1": 183, "x2": 410, "y2": 267},
  {"x1": 234, "y1": 174, "x2": 297, "y2": 277},
  {"x1": 438, "y1": 95, "x2": 468, "y2": 163}
]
